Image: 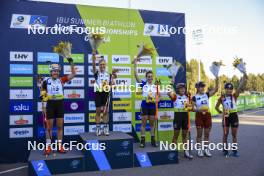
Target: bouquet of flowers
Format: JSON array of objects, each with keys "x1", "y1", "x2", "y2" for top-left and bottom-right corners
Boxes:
[
  {"x1": 133, "y1": 43, "x2": 155, "y2": 63},
  {"x1": 224, "y1": 109, "x2": 230, "y2": 118},
  {"x1": 53, "y1": 41, "x2": 72, "y2": 60},
  {"x1": 166, "y1": 60, "x2": 183, "y2": 79},
  {"x1": 184, "y1": 102, "x2": 193, "y2": 112},
  {"x1": 146, "y1": 92, "x2": 155, "y2": 103},
  {"x1": 210, "y1": 60, "x2": 225, "y2": 77},
  {"x1": 233, "y1": 56, "x2": 246, "y2": 73},
  {"x1": 200, "y1": 105, "x2": 209, "y2": 114},
  {"x1": 88, "y1": 33, "x2": 105, "y2": 51}
]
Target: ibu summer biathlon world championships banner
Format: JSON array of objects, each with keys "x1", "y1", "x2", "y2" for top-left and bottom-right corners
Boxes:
[{"x1": 0, "y1": 0, "x2": 186, "y2": 161}]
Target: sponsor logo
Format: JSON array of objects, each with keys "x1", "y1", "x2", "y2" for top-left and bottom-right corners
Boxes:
[
  {"x1": 88, "y1": 54, "x2": 108, "y2": 63},
  {"x1": 37, "y1": 65, "x2": 50, "y2": 74},
  {"x1": 88, "y1": 113, "x2": 96, "y2": 123},
  {"x1": 158, "y1": 100, "x2": 173, "y2": 108},
  {"x1": 63, "y1": 54, "x2": 84, "y2": 63},
  {"x1": 137, "y1": 56, "x2": 152, "y2": 64},
  {"x1": 9, "y1": 115, "x2": 33, "y2": 125},
  {"x1": 112, "y1": 91, "x2": 131, "y2": 98},
  {"x1": 135, "y1": 123, "x2": 150, "y2": 132},
  {"x1": 168, "y1": 152, "x2": 176, "y2": 161},
  {"x1": 10, "y1": 102, "x2": 33, "y2": 113},
  {"x1": 158, "y1": 111, "x2": 174, "y2": 120},
  {"x1": 10, "y1": 51, "x2": 33, "y2": 62},
  {"x1": 120, "y1": 140, "x2": 131, "y2": 149},
  {"x1": 9, "y1": 89, "x2": 33, "y2": 99},
  {"x1": 10, "y1": 14, "x2": 31, "y2": 28},
  {"x1": 135, "y1": 100, "x2": 142, "y2": 110},
  {"x1": 136, "y1": 67, "x2": 152, "y2": 76},
  {"x1": 112, "y1": 55, "x2": 130, "y2": 64},
  {"x1": 156, "y1": 56, "x2": 173, "y2": 65},
  {"x1": 37, "y1": 52, "x2": 59, "y2": 62},
  {"x1": 88, "y1": 66, "x2": 108, "y2": 75},
  {"x1": 9, "y1": 127, "x2": 33, "y2": 138},
  {"x1": 29, "y1": 15, "x2": 48, "y2": 28},
  {"x1": 111, "y1": 66, "x2": 131, "y2": 75},
  {"x1": 64, "y1": 89, "x2": 84, "y2": 99},
  {"x1": 143, "y1": 23, "x2": 170, "y2": 37},
  {"x1": 10, "y1": 64, "x2": 33, "y2": 74},
  {"x1": 113, "y1": 124, "x2": 132, "y2": 133},
  {"x1": 64, "y1": 125, "x2": 85, "y2": 135},
  {"x1": 89, "y1": 125, "x2": 96, "y2": 132},
  {"x1": 64, "y1": 113, "x2": 85, "y2": 123},
  {"x1": 10, "y1": 77, "x2": 33, "y2": 87},
  {"x1": 88, "y1": 78, "x2": 95, "y2": 87},
  {"x1": 38, "y1": 127, "x2": 56, "y2": 138},
  {"x1": 112, "y1": 101, "x2": 131, "y2": 110},
  {"x1": 158, "y1": 122, "x2": 173, "y2": 131},
  {"x1": 64, "y1": 65, "x2": 84, "y2": 75},
  {"x1": 135, "y1": 112, "x2": 141, "y2": 121},
  {"x1": 64, "y1": 77, "x2": 84, "y2": 87},
  {"x1": 70, "y1": 160, "x2": 81, "y2": 169},
  {"x1": 113, "y1": 112, "x2": 132, "y2": 122},
  {"x1": 156, "y1": 67, "x2": 171, "y2": 76},
  {"x1": 64, "y1": 101, "x2": 84, "y2": 112},
  {"x1": 88, "y1": 101, "x2": 96, "y2": 111},
  {"x1": 115, "y1": 78, "x2": 131, "y2": 85}
]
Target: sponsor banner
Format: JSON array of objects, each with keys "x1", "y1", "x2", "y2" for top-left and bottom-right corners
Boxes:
[
  {"x1": 64, "y1": 54, "x2": 84, "y2": 63},
  {"x1": 10, "y1": 51, "x2": 33, "y2": 62},
  {"x1": 64, "y1": 89, "x2": 85, "y2": 99},
  {"x1": 10, "y1": 101, "x2": 33, "y2": 113},
  {"x1": 135, "y1": 100, "x2": 142, "y2": 109},
  {"x1": 158, "y1": 100, "x2": 173, "y2": 108},
  {"x1": 112, "y1": 55, "x2": 130, "y2": 64},
  {"x1": 89, "y1": 125, "x2": 96, "y2": 132},
  {"x1": 138, "y1": 56, "x2": 152, "y2": 64},
  {"x1": 113, "y1": 124, "x2": 132, "y2": 133},
  {"x1": 64, "y1": 101, "x2": 84, "y2": 112},
  {"x1": 9, "y1": 127, "x2": 33, "y2": 138},
  {"x1": 112, "y1": 101, "x2": 131, "y2": 110},
  {"x1": 111, "y1": 66, "x2": 131, "y2": 75},
  {"x1": 64, "y1": 113, "x2": 85, "y2": 123},
  {"x1": 64, "y1": 77, "x2": 84, "y2": 87},
  {"x1": 64, "y1": 125, "x2": 85, "y2": 135},
  {"x1": 9, "y1": 115, "x2": 33, "y2": 125},
  {"x1": 135, "y1": 112, "x2": 141, "y2": 121},
  {"x1": 156, "y1": 67, "x2": 171, "y2": 76},
  {"x1": 38, "y1": 127, "x2": 57, "y2": 138},
  {"x1": 135, "y1": 123, "x2": 150, "y2": 132},
  {"x1": 113, "y1": 112, "x2": 132, "y2": 122},
  {"x1": 158, "y1": 111, "x2": 174, "y2": 120},
  {"x1": 112, "y1": 91, "x2": 131, "y2": 98},
  {"x1": 136, "y1": 67, "x2": 152, "y2": 76},
  {"x1": 10, "y1": 77, "x2": 33, "y2": 87},
  {"x1": 10, "y1": 14, "x2": 31, "y2": 28},
  {"x1": 10, "y1": 64, "x2": 33, "y2": 74},
  {"x1": 143, "y1": 23, "x2": 170, "y2": 37},
  {"x1": 115, "y1": 78, "x2": 131, "y2": 85},
  {"x1": 37, "y1": 102, "x2": 46, "y2": 112},
  {"x1": 10, "y1": 89, "x2": 33, "y2": 99},
  {"x1": 88, "y1": 113, "x2": 96, "y2": 123},
  {"x1": 88, "y1": 101, "x2": 96, "y2": 111},
  {"x1": 64, "y1": 65, "x2": 84, "y2": 75},
  {"x1": 88, "y1": 54, "x2": 108, "y2": 63},
  {"x1": 37, "y1": 65, "x2": 50, "y2": 74},
  {"x1": 158, "y1": 122, "x2": 173, "y2": 131},
  {"x1": 88, "y1": 78, "x2": 95, "y2": 87},
  {"x1": 88, "y1": 66, "x2": 108, "y2": 75},
  {"x1": 37, "y1": 52, "x2": 59, "y2": 62},
  {"x1": 156, "y1": 56, "x2": 173, "y2": 65},
  {"x1": 29, "y1": 15, "x2": 48, "y2": 28}
]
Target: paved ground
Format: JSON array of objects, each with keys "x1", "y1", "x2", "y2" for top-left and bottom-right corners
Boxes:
[{"x1": 1, "y1": 108, "x2": 264, "y2": 176}]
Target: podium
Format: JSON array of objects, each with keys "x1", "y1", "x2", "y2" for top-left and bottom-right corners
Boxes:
[{"x1": 79, "y1": 131, "x2": 134, "y2": 171}]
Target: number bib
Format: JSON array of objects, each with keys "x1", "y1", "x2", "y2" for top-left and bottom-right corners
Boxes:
[
  {"x1": 174, "y1": 94, "x2": 188, "y2": 109},
  {"x1": 194, "y1": 93, "x2": 209, "y2": 110},
  {"x1": 222, "y1": 96, "x2": 237, "y2": 111},
  {"x1": 46, "y1": 78, "x2": 63, "y2": 99}
]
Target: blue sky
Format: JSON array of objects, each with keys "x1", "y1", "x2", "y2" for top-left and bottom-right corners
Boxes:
[{"x1": 32, "y1": 0, "x2": 264, "y2": 77}]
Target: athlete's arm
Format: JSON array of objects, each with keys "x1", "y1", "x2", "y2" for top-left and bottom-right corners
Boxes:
[
  {"x1": 134, "y1": 57, "x2": 141, "y2": 83},
  {"x1": 92, "y1": 50, "x2": 97, "y2": 75},
  {"x1": 234, "y1": 73, "x2": 248, "y2": 98},
  {"x1": 67, "y1": 62, "x2": 76, "y2": 81},
  {"x1": 215, "y1": 98, "x2": 223, "y2": 114},
  {"x1": 208, "y1": 77, "x2": 219, "y2": 97}
]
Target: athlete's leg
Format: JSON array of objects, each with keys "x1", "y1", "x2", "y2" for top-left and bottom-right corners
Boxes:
[
  {"x1": 141, "y1": 115, "x2": 148, "y2": 137},
  {"x1": 204, "y1": 128, "x2": 211, "y2": 145},
  {"x1": 149, "y1": 115, "x2": 157, "y2": 147},
  {"x1": 172, "y1": 130, "x2": 180, "y2": 144},
  {"x1": 46, "y1": 119, "x2": 54, "y2": 144},
  {"x1": 102, "y1": 105, "x2": 109, "y2": 135},
  {"x1": 231, "y1": 127, "x2": 238, "y2": 144}
]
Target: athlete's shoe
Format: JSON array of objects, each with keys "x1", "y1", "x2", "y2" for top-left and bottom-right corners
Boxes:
[
  {"x1": 184, "y1": 150, "x2": 194, "y2": 159},
  {"x1": 223, "y1": 150, "x2": 229, "y2": 157},
  {"x1": 103, "y1": 125, "x2": 109, "y2": 136},
  {"x1": 96, "y1": 126, "x2": 102, "y2": 136},
  {"x1": 231, "y1": 150, "x2": 239, "y2": 157},
  {"x1": 44, "y1": 145, "x2": 52, "y2": 156},
  {"x1": 197, "y1": 148, "x2": 204, "y2": 157},
  {"x1": 140, "y1": 136, "x2": 146, "y2": 148},
  {"x1": 151, "y1": 136, "x2": 158, "y2": 147},
  {"x1": 58, "y1": 146, "x2": 66, "y2": 154},
  {"x1": 204, "y1": 148, "x2": 212, "y2": 157}
]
